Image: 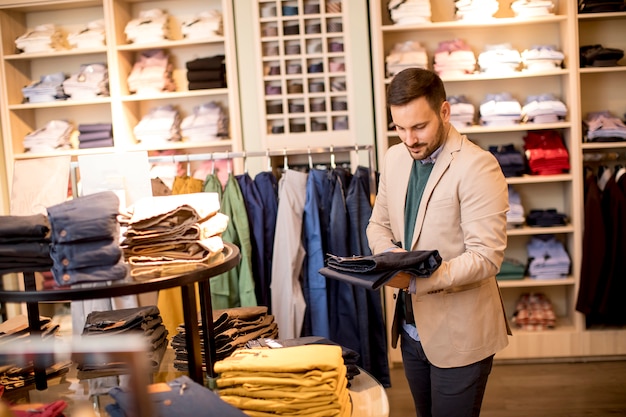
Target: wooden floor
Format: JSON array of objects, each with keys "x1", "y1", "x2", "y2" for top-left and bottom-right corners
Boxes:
[{"x1": 385, "y1": 360, "x2": 626, "y2": 417}]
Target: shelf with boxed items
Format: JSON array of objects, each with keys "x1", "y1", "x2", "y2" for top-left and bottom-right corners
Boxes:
[{"x1": 0, "y1": 0, "x2": 244, "y2": 190}]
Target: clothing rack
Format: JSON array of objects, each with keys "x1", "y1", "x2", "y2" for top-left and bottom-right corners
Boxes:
[{"x1": 70, "y1": 144, "x2": 378, "y2": 203}]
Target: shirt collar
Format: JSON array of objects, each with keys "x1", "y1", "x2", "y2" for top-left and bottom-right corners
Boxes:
[{"x1": 420, "y1": 145, "x2": 442, "y2": 165}]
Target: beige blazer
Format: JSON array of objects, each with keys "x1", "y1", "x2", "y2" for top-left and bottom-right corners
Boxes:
[{"x1": 367, "y1": 125, "x2": 511, "y2": 368}]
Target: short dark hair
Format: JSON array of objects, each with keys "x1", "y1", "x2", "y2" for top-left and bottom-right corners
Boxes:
[{"x1": 386, "y1": 68, "x2": 447, "y2": 113}]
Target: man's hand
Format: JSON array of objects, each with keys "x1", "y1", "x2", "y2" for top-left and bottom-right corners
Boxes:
[{"x1": 385, "y1": 271, "x2": 413, "y2": 289}]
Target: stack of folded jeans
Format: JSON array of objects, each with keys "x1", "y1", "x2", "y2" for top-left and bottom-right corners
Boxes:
[
  {"x1": 170, "y1": 306, "x2": 278, "y2": 370},
  {"x1": 62, "y1": 63, "x2": 109, "y2": 100},
  {"x1": 127, "y1": 49, "x2": 175, "y2": 94},
  {"x1": 15, "y1": 23, "x2": 68, "y2": 53},
  {"x1": 124, "y1": 9, "x2": 171, "y2": 44},
  {"x1": 0, "y1": 213, "x2": 53, "y2": 274},
  {"x1": 214, "y1": 344, "x2": 351, "y2": 416},
  {"x1": 122, "y1": 193, "x2": 227, "y2": 269},
  {"x1": 46, "y1": 191, "x2": 128, "y2": 287},
  {"x1": 583, "y1": 110, "x2": 626, "y2": 142},
  {"x1": 181, "y1": 10, "x2": 223, "y2": 40},
  {"x1": 526, "y1": 235, "x2": 570, "y2": 279},
  {"x1": 77, "y1": 305, "x2": 168, "y2": 377},
  {"x1": 523, "y1": 129, "x2": 571, "y2": 175},
  {"x1": 387, "y1": 0, "x2": 432, "y2": 25},
  {"x1": 22, "y1": 72, "x2": 67, "y2": 103},
  {"x1": 526, "y1": 208, "x2": 567, "y2": 227},
  {"x1": 77, "y1": 122, "x2": 113, "y2": 149},
  {"x1": 67, "y1": 19, "x2": 106, "y2": 48},
  {"x1": 385, "y1": 40, "x2": 429, "y2": 77},
  {"x1": 180, "y1": 101, "x2": 228, "y2": 142},
  {"x1": 23, "y1": 119, "x2": 73, "y2": 153},
  {"x1": 489, "y1": 144, "x2": 526, "y2": 177},
  {"x1": 185, "y1": 55, "x2": 227, "y2": 90}
]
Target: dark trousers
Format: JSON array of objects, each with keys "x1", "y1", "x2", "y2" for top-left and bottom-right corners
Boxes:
[{"x1": 400, "y1": 330, "x2": 493, "y2": 417}]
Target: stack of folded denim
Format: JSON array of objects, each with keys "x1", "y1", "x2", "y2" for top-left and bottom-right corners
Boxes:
[
  {"x1": 185, "y1": 55, "x2": 227, "y2": 90},
  {"x1": 77, "y1": 305, "x2": 168, "y2": 376},
  {"x1": 385, "y1": 41, "x2": 429, "y2": 77},
  {"x1": 67, "y1": 19, "x2": 106, "y2": 48},
  {"x1": 181, "y1": 10, "x2": 222, "y2": 40},
  {"x1": 214, "y1": 345, "x2": 351, "y2": 416},
  {"x1": 127, "y1": 49, "x2": 175, "y2": 95},
  {"x1": 0, "y1": 213, "x2": 53, "y2": 274},
  {"x1": 15, "y1": 23, "x2": 68, "y2": 53},
  {"x1": 479, "y1": 93, "x2": 522, "y2": 126},
  {"x1": 506, "y1": 185, "x2": 526, "y2": 228},
  {"x1": 77, "y1": 122, "x2": 113, "y2": 149},
  {"x1": 23, "y1": 119, "x2": 73, "y2": 153},
  {"x1": 433, "y1": 39, "x2": 476, "y2": 77},
  {"x1": 526, "y1": 235, "x2": 570, "y2": 279},
  {"x1": 122, "y1": 193, "x2": 227, "y2": 268},
  {"x1": 523, "y1": 130, "x2": 571, "y2": 175},
  {"x1": 124, "y1": 9, "x2": 171, "y2": 44},
  {"x1": 448, "y1": 95, "x2": 475, "y2": 128},
  {"x1": 526, "y1": 209, "x2": 567, "y2": 227},
  {"x1": 22, "y1": 72, "x2": 67, "y2": 103},
  {"x1": 46, "y1": 191, "x2": 128, "y2": 287},
  {"x1": 133, "y1": 105, "x2": 181, "y2": 144},
  {"x1": 171, "y1": 306, "x2": 278, "y2": 370},
  {"x1": 454, "y1": 0, "x2": 499, "y2": 21},
  {"x1": 521, "y1": 45, "x2": 564, "y2": 72},
  {"x1": 387, "y1": 0, "x2": 432, "y2": 25},
  {"x1": 521, "y1": 94, "x2": 568, "y2": 124},
  {"x1": 478, "y1": 44, "x2": 522, "y2": 74},
  {"x1": 583, "y1": 110, "x2": 626, "y2": 142},
  {"x1": 181, "y1": 101, "x2": 228, "y2": 142},
  {"x1": 511, "y1": 0, "x2": 555, "y2": 17},
  {"x1": 62, "y1": 63, "x2": 109, "y2": 100},
  {"x1": 489, "y1": 144, "x2": 526, "y2": 177}
]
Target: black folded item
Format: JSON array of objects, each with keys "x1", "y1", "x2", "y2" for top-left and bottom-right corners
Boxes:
[
  {"x1": 579, "y1": 0, "x2": 625, "y2": 13},
  {"x1": 319, "y1": 250, "x2": 442, "y2": 290},
  {"x1": 186, "y1": 69, "x2": 224, "y2": 82},
  {"x1": 186, "y1": 55, "x2": 225, "y2": 71},
  {"x1": 526, "y1": 209, "x2": 568, "y2": 227},
  {"x1": 580, "y1": 44, "x2": 624, "y2": 67}
]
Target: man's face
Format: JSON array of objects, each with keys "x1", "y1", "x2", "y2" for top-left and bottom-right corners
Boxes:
[{"x1": 391, "y1": 96, "x2": 450, "y2": 160}]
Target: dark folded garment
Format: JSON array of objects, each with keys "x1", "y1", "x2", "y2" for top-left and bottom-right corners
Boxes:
[
  {"x1": 320, "y1": 250, "x2": 442, "y2": 290},
  {"x1": 186, "y1": 69, "x2": 224, "y2": 82},
  {"x1": 78, "y1": 130, "x2": 113, "y2": 142},
  {"x1": 188, "y1": 80, "x2": 226, "y2": 90},
  {"x1": 186, "y1": 55, "x2": 225, "y2": 70},
  {"x1": 78, "y1": 123, "x2": 113, "y2": 133}
]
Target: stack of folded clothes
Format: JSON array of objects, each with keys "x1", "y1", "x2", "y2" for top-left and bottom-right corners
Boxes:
[
  {"x1": 385, "y1": 41, "x2": 429, "y2": 77},
  {"x1": 133, "y1": 105, "x2": 181, "y2": 144},
  {"x1": 214, "y1": 344, "x2": 352, "y2": 417},
  {"x1": 387, "y1": 0, "x2": 432, "y2": 25},
  {"x1": 496, "y1": 258, "x2": 526, "y2": 280},
  {"x1": 511, "y1": 292, "x2": 557, "y2": 330},
  {"x1": 23, "y1": 119, "x2": 73, "y2": 153},
  {"x1": 580, "y1": 44, "x2": 624, "y2": 67},
  {"x1": 489, "y1": 144, "x2": 526, "y2": 177},
  {"x1": 433, "y1": 39, "x2": 476, "y2": 77},
  {"x1": 180, "y1": 101, "x2": 229, "y2": 142},
  {"x1": 77, "y1": 122, "x2": 113, "y2": 149},
  {"x1": 521, "y1": 45, "x2": 564, "y2": 72},
  {"x1": 521, "y1": 94, "x2": 568, "y2": 124},
  {"x1": 455, "y1": 0, "x2": 499, "y2": 21},
  {"x1": 506, "y1": 185, "x2": 525, "y2": 228},
  {"x1": 523, "y1": 130, "x2": 570, "y2": 175},
  {"x1": 479, "y1": 93, "x2": 522, "y2": 126},
  {"x1": 0, "y1": 213, "x2": 53, "y2": 274},
  {"x1": 526, "y1": 208, "x2": 567, "y2": 227},
  {"x1": 526, "y1": 235, "x2": 570, "y2": 279},
  {"x1": 124, "y1": 8, "x2": 171, "y2": 44},
  {"x1": 62, "y1": 63, "x2": 109, "y2": 100},
  {"x1": 185, "y1": 55, "x2": 227, "y2": 90},
  {"x1": 127, "y1": 49, "x2": 175, "y2": 95},
  {"x1": 67, "y1": 19, "x2": 106, "y2": 49},
  {"x1": 510, "y1": 0, "x2": 555, "y2": 17},
  {"x1": 579, "y1": 0, "x2": 625, "y2": 13},
  {"x1": 46, "y1": 191, "x2": 128, "y2": 287},
  {"x1": 448, "y1": 95, "x2": 475, "y2": 128},
  {"x1": 583, "y1": 110, "x2": 626, "y2": 142},
  {"x1": 15, "y1": 23, "x2": 69, "y2": 53},
  {"x1": 181, "y1": 10, "x2": 223, "y2": 40},
  {"x1": 22, "y1": 72, "x2": 67, "y2": 103},
  {"x1": 77, "y1": 305, "x2": 169, "y2": 377},
  {"x1": 478, "y1": 44, "x2": 522, "y2": 74},
  {"x1": 171, "y1": 306, "x2": 278, "y2": 371}
]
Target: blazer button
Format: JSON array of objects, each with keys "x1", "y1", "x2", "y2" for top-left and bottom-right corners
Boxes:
[{"x1": 393, "y1": 293, "x2": 397, "y2": 300}]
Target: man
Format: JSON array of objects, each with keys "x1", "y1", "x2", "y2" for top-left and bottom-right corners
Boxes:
[{"x1": 366, "y1": 68, "x2": 511, "y2": 417}]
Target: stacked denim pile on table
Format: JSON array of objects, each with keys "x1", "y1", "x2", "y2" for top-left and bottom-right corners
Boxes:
[{"x1": 0, "y1": 213, "x2": 53, "y2": 274}]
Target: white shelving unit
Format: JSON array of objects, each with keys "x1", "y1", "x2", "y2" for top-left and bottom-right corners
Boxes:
[
  {"x1": 369, "y1": 0, "x2": 626, "y2": 362},
  {"x1": 0, "y1": 0, "x2": 243, "y2": 195}
]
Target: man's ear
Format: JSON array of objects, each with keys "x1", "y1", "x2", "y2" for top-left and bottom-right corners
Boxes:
[{"x1": 440, "y1": 101, "x2": 451, "y2": 122}]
